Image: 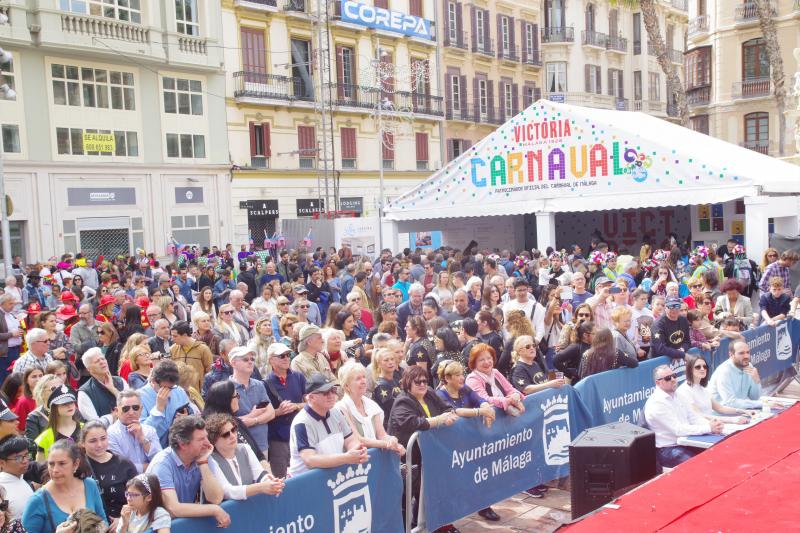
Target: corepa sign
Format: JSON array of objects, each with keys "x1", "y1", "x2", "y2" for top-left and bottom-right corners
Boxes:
[{"x1": 340, "y1": 0, "x2": 434, "y2": 40}]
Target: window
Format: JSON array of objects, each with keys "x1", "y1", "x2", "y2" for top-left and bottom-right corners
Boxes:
[
  {"x1": 1, "y1": 125, "x2": 20, "y2": 153},
  {"x1": 409, "y1": 0, "x2": 423, "y2": 18},
  {"x1": 633, "y1": 13, "x2": 641, "y2": 55},
  {"x1": 448, "y1": 2, "x2": 458, "y2": 44},
  {"x1": 56, "y1": 127, "x2": 138, "y2": 156},
  {"x1": 742, "y1": 38, "x2": 768, "y2": 79},
  {"x1": 166, "y1": 133, "x2": 205, "y2": 158},
  {"x1": 685, "y1": 47, "x2": 711, "y2": 89},
  {"x1": 585, "y1": 3, "x2": 595, "y2": 32},
  {"x1": 648, "y1": 72, "x2": 660, "y2": 101},
  {"x1": 60, "y1": 0, "x2": 142, "y2": 24},
  {"x1": 339, "y1": 47, "x2": 354, "y2": 87},
  {"x1": 690, "y1": 115, "x2": 709, "y2": 135},
  {"x1": 175, "y1": 0, "x2": 199, "y2": 36},
  {"x1": 525, "y1": 23, "x2": 535, "y2": 58},
  {"x1": 249, "y1": 123, "x2": 271, "y2": 167},
  {"x1": 744, "y1": 112, "x2": 768, "y2": 143},
  {"x1": 415, "y1": 132, "x2": 428, "y2": 170},
  {"x1": 585, "y1": 65, "x2": 601, "y2": 94},
  {"x1": 340, "y1": 127, "x2": 356, "y2": 169},
  {"x1": 609, "y1": 9, "x2": 618, "y2": 37},
  {"x1": 504, "y1": 83, "x2": 513, "y2": 117},
  {"x1": 291, "y1": 39, "x2": 313, "y2": 100},
  {"x1": 412, "y1": 59, "x2": 429, "y2": 109},
  {"x1": 451, "y1": 76, "x2": 461, "y2": 111},
  {"x1": 448, "y1": 139, "x2": 470, "y2": 161},
  {"x1": 666, "y1": 24, "x2": 674, "y2": 51},
  {"x1": 382, "y1": 131, "x2": 394, "y2": 170},
  {"x1": 546, "y1": 62, "x2": 567, "y2": 92},
  {"x1": 501, "y1": 16, "x2": 510, "y2": 53},
  {"x1": 609, "y1": 69, "x2": 623, "y2": 97},
  {"x1": 297, "y1": 125, "x2": 316, "y2": 168},
  {"x1": 478, "y1": 79, "x2": 488, "y2": 116},
  {"x1": 523, "y1": 85, "x2": 536, "y2": 107},
  {"x1": 0, "y1": 58, "x2": 14, "y2": 91},
  {"x1": 545, "y1": 0, "x2": 565, "y2": 28},
  {"x1": 634, "y1": 71, "x2": 642, "y2": 100},
  {"x1": 163, "y1": 77, "x2": 203, "y2": 115},
  {"x1": 476, "y1": 9, "x2": 485, "y2": 48},
  {"x1": 51, "y1": 64, "x2": 135, "y2": 110}
]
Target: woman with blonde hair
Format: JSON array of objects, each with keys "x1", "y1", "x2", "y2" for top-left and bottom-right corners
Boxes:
[
  {"x1": 157, "y1": 296, "x2": 178, "y2": 327},
  {"x1": 126, "y1": 345, "x2": 154, "y2": 390},
  {"x1": 174, "y1": 361, "x2": 204, "y2": 411},
  {"x1": 24, "y1": 374, "x2": 61, "y2": 443},
  {"x1": 216, "y1": 303, "x2": 250, "y2": 347},
  {"x1": 117, "y1": 332, "x2": 149, "y2": 379},
  {"x1": 498, "y1": 309, "x2": 534, "y2": 376},
  {"x1": 510, "y1": 335, "x2": 564, "y2": 394},
  {"x1": 610, "y1": 306, "x2": 641, "y2": 361},
  {"x1": 249, "y1": 316, "x2": 276, "y2": 377},
  {"x1": 761, "y1": 247, "x2": 779, "y2": 273}
]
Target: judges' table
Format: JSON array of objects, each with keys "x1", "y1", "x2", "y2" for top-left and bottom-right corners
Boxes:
[{"x1": 563, "y1": 403, "x2": 800, "y2": 533}]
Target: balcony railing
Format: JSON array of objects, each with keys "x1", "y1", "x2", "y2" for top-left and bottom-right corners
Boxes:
[
  {"x1": 445, "y1": 30, "x2": 468, "y2": 49},
  {"x1": 330, "y1": 84, "x2": 443, "y2": 116},
  {"x1": 284, "y1": 0, "x2": 306, "y2": 13},
  {"x1": 666, "y1": 104, "x2": 679, "y2": 117},
  {"x1": 238, "y1": 0, "x2": 277, "y2": 6},
  {"x1": 647, "y1": 42, "x2": 658, "y2": 57},
  {"x1": 471, "y1": 38, "x2": 494, "y2": 56},
  {"x1": 606, "y1": 35, "x2": 628, "y2": 52},
  {"x1": 734, "y1": 2, "x2": 776, "y2": 23},
  {"x1": 406, "y1": 91, "x2": 444, "y2": 116},
  {"x1": 178, "y1": 36, "x2": 207, "y2": 55},
  {"x1": 446, "y1": 104, "x2": 504, "y2": 125},
  {"x1": 669, "y1": 49, "x2": 683, "y2": 63},
  {"x1": 582, "y1": 30, "x2": 608, "y2": 48},
  {"x1": 546, "y1": 92, "x2": 617, "y2": 110},
  {"x1": 61, "y1": 13, "x2": 150, "y2": 44},
  {"x1": 633, "y1": 100, "x2": 665, "y2": 113},
  {"x1": 741, "y1": 140, "x2": 769, "y2": 155},
  {"x1": 689, "y1": 14, "x2": 709, "y2": 36},
  {"x1": 733, "y1": 77, "x2": 772, "y2": 98},
  {"x1": 523, "y1": 49, "x2": 542, "y2": 66},
  {"x1": 670, "y1": 0, "x2": 688, "y2": 11},
  {"x1": 498, "y1": 46, "x2": 519, "y2": 62},
  {"x1": 233, "y1": 71, "x2": 313, "y2": 101},
  {"x1": 686, "y1": 85, "x2": 711, "y2": 106},
  {"x1": 542, "y1": 27, "x2": 574, "y2": 43}
]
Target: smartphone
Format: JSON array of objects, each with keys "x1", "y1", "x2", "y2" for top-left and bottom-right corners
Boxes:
[{"x1": 256, "y1": 401, "x2": 270, "y2": 409}]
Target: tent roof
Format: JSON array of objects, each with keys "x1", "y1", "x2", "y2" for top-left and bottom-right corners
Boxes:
[{"x1": 384, "y1": 101, "x2": 800, "y2": 221}]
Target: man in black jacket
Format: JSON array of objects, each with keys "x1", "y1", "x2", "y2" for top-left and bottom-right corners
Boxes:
[
  {"x1": 237, "y1": 262, "x2": 258, "y2": 303},
  {"x1": 649, "y1": 297, "x2": 691, "y2": 359}
]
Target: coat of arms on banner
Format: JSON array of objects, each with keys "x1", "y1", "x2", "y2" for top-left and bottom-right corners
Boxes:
[
  {"x1": 540, "y1": 395, "x2": 570, "y2": 466},
  {"x1": 328, "y1": 464, "x2": 372, "y2": 533},
  {"x1": 776, "y1": 322, "x2": 792, "y2": 361}
]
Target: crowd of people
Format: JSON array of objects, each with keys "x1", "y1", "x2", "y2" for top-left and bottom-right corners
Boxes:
[{"x1": 0, "y1": 236, "x2": 795, "y2": 533}]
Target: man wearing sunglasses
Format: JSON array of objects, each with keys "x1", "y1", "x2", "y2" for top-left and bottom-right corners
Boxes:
[
  {"x1": 107, "y1": 390, "x2": 162, "y2": 473},
  {"x1": 12, "y1": 328, "x2": 54, "y2": 375},
  {"x1": 644, "y1": 364, "x2": 722, "y2": 468},
  {"x1": 288, "y1": 372, "x2": 367, "y2": 477}
]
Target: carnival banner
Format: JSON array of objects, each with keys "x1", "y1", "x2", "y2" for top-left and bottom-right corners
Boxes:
[
  {"x1": 417, "y1": 387, "x2": 592, "y2": 530},
  {"x1": 711, "y1": 318, "x2": 798, "y2": 378},
  {"x1": 172, "y1": 450, "x2": 403, "y2": 533}
]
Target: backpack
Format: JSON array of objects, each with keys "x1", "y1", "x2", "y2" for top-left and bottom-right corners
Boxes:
[{"x1": 732, "y1": 256, "x2": 753, "y2": 291}]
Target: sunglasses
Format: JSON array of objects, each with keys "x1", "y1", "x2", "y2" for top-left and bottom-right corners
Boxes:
[
  {"x1": 221, "y1": 310, "x2": 234, "y2": 315},
  {"x1": 271, "y1": 353, "x2": 290, "y2": 359},
  {"x1": 693, "y1": 364, "x2": 708, "y2": 370},
  {"x1": 121, "y1": 405, "x2": 141, "y2": 413},
  {"x1": 522, "y1": 344, "x2": 534, "y2": 350},
  {"x1": 220, "y1": 427, "x2": 238, "y2": 439},
  {"x1": 691, "y1": 284, "x2": 703, "y2": 289},
  {"x1": 768, "y1": 254, "x2": 778, "y2": 258},
  {"x1": 412, "y1": 379, "x2": 428, "y2": 386},
  {"x1": 657, "y1": 374, "x2": 676, "y2": 382},
  {"x1": 296, "y1": 305, "x2": 309, "y2": 309}
]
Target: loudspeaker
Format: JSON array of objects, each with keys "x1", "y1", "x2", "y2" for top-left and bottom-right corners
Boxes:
[{"x1": 569, "y1": 421, "x2": 657, "y2": 519}]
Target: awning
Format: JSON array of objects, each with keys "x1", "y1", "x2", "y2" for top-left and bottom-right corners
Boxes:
[{"x1": 384, "y1": 100, "x2": 800, "y2": 221}]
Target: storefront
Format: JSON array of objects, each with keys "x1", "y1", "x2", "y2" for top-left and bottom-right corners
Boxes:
[{"x1": 383, "y1": 101, "x2": 800, "y2": 260}]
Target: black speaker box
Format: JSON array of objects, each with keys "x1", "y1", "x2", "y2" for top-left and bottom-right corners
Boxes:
[{"x1": 569, "y1": 421, "x2": 657, "y2": 519}]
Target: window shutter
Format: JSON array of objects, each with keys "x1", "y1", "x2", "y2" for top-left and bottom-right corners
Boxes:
[
  {"x1": 416, "y1": 132, "x2": 429, "y2": 161},
  {"x1": 533, "y1": 23, "x2": 539, "y2": 50},
  {"x1": 249, "y1": 123, "x2": 257, "y2": 156},
  {"x1": 241, "y1": 28, "x2": 266, "y2": 74},
  {"x1": 595, "y1": 66, "x2": 601, "y2": 94},
  {"x1": 509, "y1": 16, "x2": 516, "y2": 55},
  {"x1": 523, "y1": 86, "x2": 531, "y2": 108},
  {"x1": 483, "y1": 10, "x2": 491, "y2": 48},
  {"x1": 487, "y1": 80, "x2": 494, "y2": 120},
  {"x1": 496, "y1": 14, "x2": 502, "y2": 57},
  {"x1": 512, "y1": 83, "x2": 519, "y2": 115},
  {"x1": 619, "y1": 72, "x2": 624, "y2": 98},
  {"x1": 534, "y1": 86, "x2": 542, "y2": 101},
  {"x1": 298, "y1": 126, "x2": 315, "y2": 154},
  {"x1": 442, "y1": 0, "x2": 450, "y2": 45},
  {"x1": 456, "y1": 2, "x2": 463, "y2": 41},
  {"x1": 374, "y1": 0, "x2": 388, "y2": 7},
  {"x1": 459, "y1": 75, "x2": 468, "y2": 117},
  {"x1": 473, "y1": 77, "x2": 480, "y2": 114},
  {"x1": 262, "y1": 123, "x2": 271, "y2": 157},
  {"x1": 498, "y1": 82, "x2": 506, "y2": 116},
  {"x1": 607, "y1": 69, "x2": 613, "y2": 96},
  {"x1": 584, "y1": 65, "x2": 591, "y2": 92},
  {"x1": 382, "y1": 132, "x2": 394, "y2": 160},
  {"x1": 471, "y1": 6, "x2": 477, "y2": 49},
  {"x1": 463, "y1": 139, "x2": 472, "y2": 150},
  {"x1": 446, "y1": 139, "x2": 454, "y2": 162},
  {"x1": 341, "y1": 127, "x2": 356, "y2": 159},
  {"x1": 445, "y1": 74, "x2": 453, "y2": 115},
  {"x1": 335, "y1": 46, "x2": 345, "y2": 99},
  {"x1": 521, "y1": 22, "x2": 527, "y2": 62},
  {"x1": 410, "y1": 0, "x2": 422, "y2": 18}
]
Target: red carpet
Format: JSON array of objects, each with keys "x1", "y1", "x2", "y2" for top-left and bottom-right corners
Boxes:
[{"x1": 565, "y1": 404, "x2": 800, "y2": 533}]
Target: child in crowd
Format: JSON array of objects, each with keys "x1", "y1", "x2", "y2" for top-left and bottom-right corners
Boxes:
[
  {"x1": 117, "y1": 474, "x2": 171, "y2": 533},
  {"x1": 687, "y1": 310, "x2": 719, "y2": 352}
]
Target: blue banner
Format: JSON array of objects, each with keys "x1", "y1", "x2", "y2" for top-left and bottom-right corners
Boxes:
[
  {"x1": 172, "y1": 450, "x2": 403, "y2": 533},
  {"x1": 340, "y1": 0, "x2": 434, "y2": 40},
  {"x1": 712, "y1": 319, "x2": 797, "y2": 378},
  {"x1": 417, "y1": 387, "x2": 592, "y2": 530}
]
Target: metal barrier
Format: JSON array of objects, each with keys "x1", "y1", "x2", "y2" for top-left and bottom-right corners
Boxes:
[{"x1": 404, "y1": 431, "x2": 428, "y2": 533}]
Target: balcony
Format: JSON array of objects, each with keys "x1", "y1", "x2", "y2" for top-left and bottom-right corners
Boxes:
[
  {"x1": 667, "y1": 0, "x2": 688, "y2": 11},
  {"x1": 471, "y1": 38, "x2": 494, "y2": 57},
  {"x1": 406, "y1": 91, "x2": 445, "y2": 117},
  {"x1": 606, "y1": 35, "x2": 628, "y2": 53},
  {"x1": 733, "y1": 77, "x2": 772, "y2": 99},
  {"x1": 61, "y1": 12, "x2": 150, "y2": 44},
  {"x1": 445, "y1": 30, "x2": 468, "y2": 50},
  {"x1": 666, "y1": 104, "x2": 679, "y2": 117},
  {"x1": 741, "y1": 140, "x2": 769, "y2": 155},
  {"x1": 582, "y1": 30, "x2": 608, "y2": 48},
  {"x1": 235, "y1": 0, "x2": 278, "y2": 10},
  {"x1": 283, "y1": 0, "x2": 307, "y2": 13},
  {"x1": 330, "y1": 84, "x2": 443, "y2": 117},
  {"x1": 498, "y1": 46, "x2": 519, "y2": 62},
  {"x1": 546, "y1": 92, "x2": 617, "y2": 110},
  {"x1": 646, "y1": 42, "x2": 658, "y2": 57},
  {"x1": 686, "y1": 86, "x2": 711, "y2": 106},
  {"x1": 669, "y1": 49, "x2": 683, "y2": 63},
  {"x1": 689, "y1": 14, "x2": 709, "y2": 36},
  {"x1": 542, "y1": 27, "x2": 574, "y2": 43},
  {"x1": 178, "y1": 35, "x2": 207, "y2": 55},
  {"x1": 523, "y1": 50, "x2": 542, "y2": 66},
  {"x1": 233, "y1": 71, "x2": 313, "y2": 102},
  {"x1": 446, "y1": 105, "x2": 473, "y2": 122},
  {"x1": 734, "y1": 2, "x2": 775, "y2": 24},
  {"x1": 633, "y1": 100, "x2": 666, "y2": 114}
]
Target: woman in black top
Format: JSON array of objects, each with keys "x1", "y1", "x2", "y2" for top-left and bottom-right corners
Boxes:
[
  {"x1": 553, "y1": 321, "x2": 595, "y2": 383},
  {"x1": 81, "y1": 420, "x2": 137, "y2": 528},
  {"x1": 475, "y1": 310, "x2": 504, "y2": 369},
  {"x1": 579, "y1": 327, "x2": 638, "y2": 380},
  {"x1": 430, "y1": 327, "x2": 464, "y2": 388},
  {"x1": 510, "y1": 336, "x2": 565, "y2": 394},
  {"x1": 404, "y1": 316, "x2": 435, "y2": 375},
  {"x1": 118, "y1": 305, "x2": 144, "y2": 345},
  {"x1": 203, "y1": 380, "x2": 268, "y2": 466},
  {"x1": 372, "y1": 347, "x2": 402, "y2": 427}
]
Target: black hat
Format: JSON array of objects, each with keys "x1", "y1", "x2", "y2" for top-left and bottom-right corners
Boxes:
[
  {"x1": 48, "y1": 384, "x2": 77, "y2": 408},
  {"x1": 305, "y1": 372, "x2": 337, "y2": 394},
  {"x1": 0, "y1": 399, "x2": 17, "y2": 422}
]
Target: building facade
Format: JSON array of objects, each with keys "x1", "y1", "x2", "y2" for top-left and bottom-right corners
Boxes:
[
  {"x1": 440, "y1": 0, "x2": 543, "y2": 159},
  {"x1": 537, "y1": 0, "x2": 687, "y2": 119},
  {"x1": 222, "y1": 0, "x2": 442, "y2": 245},
  {"x1": 0, "y1": 0, "x2": 231, "y2": 263},
  {"x1": 686, "y1": 0, "x2": 799, "y2": 157}
]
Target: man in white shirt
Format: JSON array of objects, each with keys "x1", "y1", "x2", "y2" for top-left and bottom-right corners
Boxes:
[
  {"x1": 644, "y1": 365, "x2": 722, "y2": 468},
  {"x1": 0, "y1": 435, "x2": 33, "y2": 520},
  {"x1": 503, "y1": 279, "x2": 546, "y2": 343}
]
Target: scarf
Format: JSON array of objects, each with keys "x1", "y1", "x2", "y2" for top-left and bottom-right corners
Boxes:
[{"x1": 473, "y1": 369, "x2": 504, "y2": 399}]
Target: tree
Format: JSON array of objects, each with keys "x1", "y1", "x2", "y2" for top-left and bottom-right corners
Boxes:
[
  {"x1": 611, "y1": 0, "x2": 689, "y2": 126},
  {"x1": 753, "y1": 0, "x2": 786, "y2": 156}
]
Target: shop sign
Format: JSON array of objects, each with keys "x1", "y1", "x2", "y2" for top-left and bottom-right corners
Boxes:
[
  {"x1": 340, "y1": 0, "x2": 434, "y2": 40},
  {"x1": 340, "y1": 197, "x2": 363, "y2": 214},
  {"x1": 82, "y1": 133, "x2": 116, "y2": 152},
  {"x1": 175, "y1": 187, "x2": 204, "y2": 204},
  {"x1": 296, "y1": 199, "x2": 325, "y2": 217},
  {"x1": 248, "y1": 200, "x2": 280, "y2": 218},
  {"x1": 67, "y1": 187, "x2": 136, "y2": 206}
]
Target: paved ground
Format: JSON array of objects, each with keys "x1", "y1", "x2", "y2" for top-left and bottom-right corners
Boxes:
[{"x1": 449, "y1": 378, "x2": 800, "y2": 533}]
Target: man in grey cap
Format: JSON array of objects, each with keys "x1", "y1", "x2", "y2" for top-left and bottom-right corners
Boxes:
[
  {"x1": 287, "y1": 373, "x2": 367, "y2": 477},
  {"x1": 586, "y1": 276, "x2": 613, "y2": 329},
  {"x1": 290, "y1": 324, "x2": 336, "y2": 383},
  {"x1": 649, "y1": 297, "x2": 691, "y2": 359},
  {"x1": 292, "y1": 285, "x2": 321, "y2": 326}
]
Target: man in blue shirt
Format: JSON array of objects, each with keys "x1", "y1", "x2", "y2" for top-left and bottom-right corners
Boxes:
[
  {"x1": 139, "y1": 360, "x2": 192, "y2": 447},
  {"x1": 146, "y1": 416, "x2": 229, "y2": 525},
  {"x1": 229, "y1": 346, "x2": 275, "y2": 455},
  {"x1": 174, "y1": 268, "x2": 195, "y2": 305},
  {"x1": 257, "y1": 260, "x2": 285, "y2": 294},
  {"x1": 107, "y1": 389, "x2": 162, "y2": 473},
  {"x1": 264, "y1": 343, "x2": 306, "y2": 478},
  {"x1": 708, "y1": 340, "x2": 762, "y2": 409},
  {"x1": 213, "y1": 269, "x2": 236, "y2": 308}
]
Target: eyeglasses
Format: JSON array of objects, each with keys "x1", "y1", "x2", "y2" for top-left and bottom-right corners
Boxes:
[
  {"x1": 691, "y1": 284, "x2": 703, "y2": 289},
  {"x1": 768, "y1": 253, "x2": 778, "y2": 258},
  {"x1": 280, "y1": 302, "x2": 290, "y2": 306},
  {"x1": 121, "y1": 404, "x2": 142, "y2": 413},
  {"x1": 412, "y1": 379, "x2": 428, "y2": 386},
  {"x1": 220, "y1": 311, "x2": 233, "y2": 315},
  {"x1": 656, "y1": 374, "x2": 676, "y2": 382},
  {"x1": 220, "y1": 427, "x2": 238, "y2": 439},
  {"x1": 693, "y1": 364, "x2": 708, "y2": 370},
  {"x1": 4, "y1": 452, "x2": 29, "y2": 464},
  {"x1": 271, "y1": 353, "x2": 290, "y2": 359},
  {"x1": 124, "y1": 492, "x2": 143, "y2": 499},
  {"x1": 35, "y1": 339, "x2": 52, "y2": 344},
  {"x1": 522, "y1": 344, "x2": 534, "y2": 350},
  {"x1": 296, "y1": 305, "x2": 309, "y2": 309}
]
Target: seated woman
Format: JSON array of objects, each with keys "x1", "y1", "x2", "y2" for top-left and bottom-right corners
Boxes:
[
  {"x1": 464, "y1": 343, "x2": 525, "y2": 416},
  {"x1": 578, "y1": 328, "x2": 638, "y2": 380},
  {"x1": 203, "y1": 381, "x2": 268, "y2": 469},
  {"x1": 676, "y1": 353, "x2": 754, "y2": 423},
  {"x1": 714, "y1": 279, "x2": 755, "y2": 329},
  {"x1": 334, "y1": 361, "x2": 404, "y2": 454},
  {"x1": 117, "y1": 474, "x2": 171, "y2": 533},
  {"x1": 205, "y1": 414, "x2": 284, "y2": 500}
]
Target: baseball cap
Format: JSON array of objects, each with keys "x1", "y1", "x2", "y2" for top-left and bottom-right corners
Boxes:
[
  {"x1": 0, "y1": 399, "x2": 17, "y2": 422},
  {"x1": 267, "y1": 343, "x2": 292, "y2": 358},
  {"x1": 299, "y1": 324, "x2": 321, "y2": 343},
  {"x1": 595, "y1": 276, "x2": 612, "y2": 286},
  {"x1": 665, "y1": 297, "x2": 682, "y2": 309},
  {"x1": 293, "y1": 285, "x2": 309, "y2": 294},
  {"x1": 228, "y1": 346, "x2": 255, "y2": 362},
  {"x1": 305, "y1": 372, "x2": 338, "y2": 394}
]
